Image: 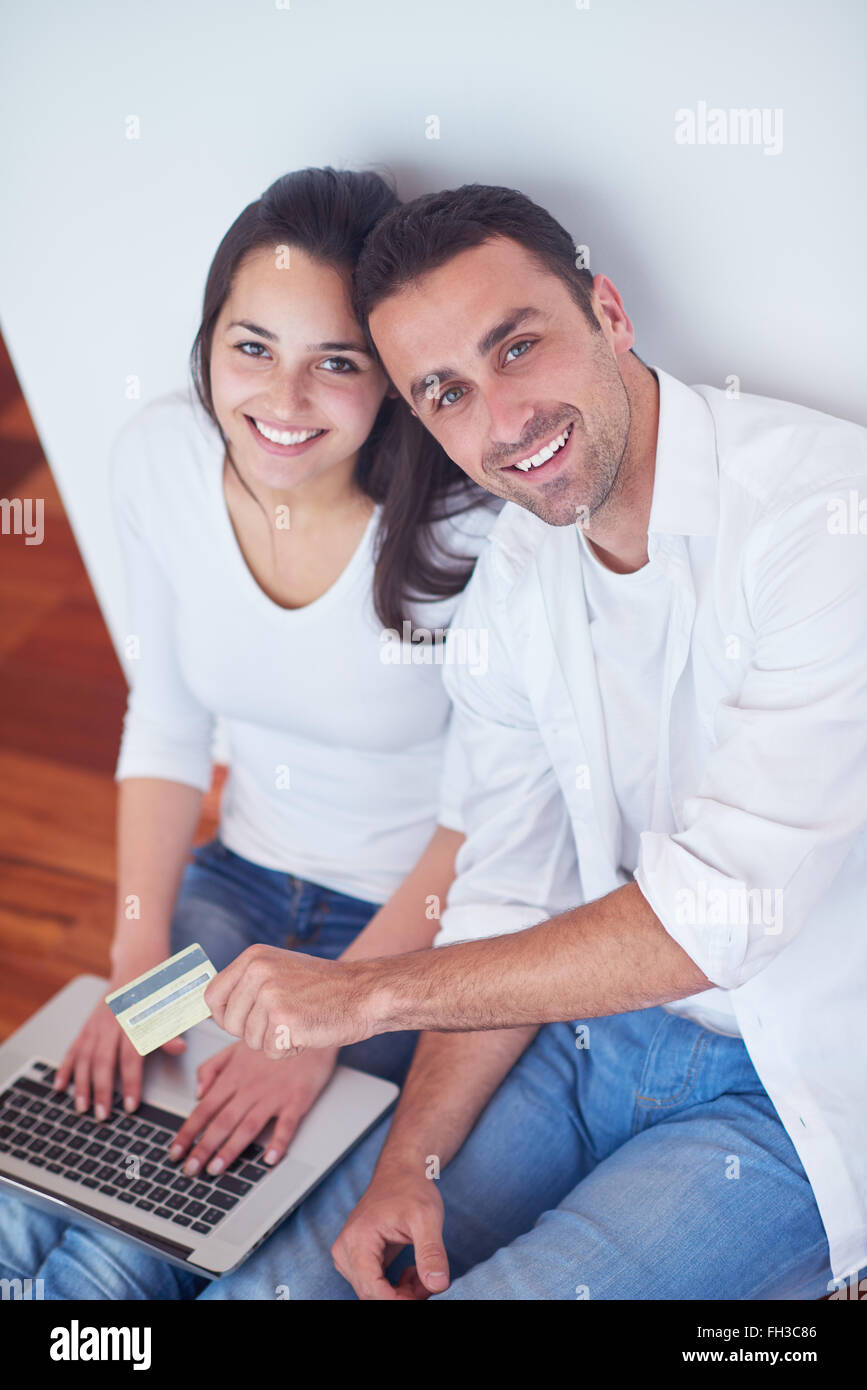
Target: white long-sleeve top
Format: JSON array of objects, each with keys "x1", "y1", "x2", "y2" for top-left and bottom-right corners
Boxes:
[
  {"x1": 435, "y1": 365, "x2": 867, "y2": 1282},
  {"x1": 110, "y1": 388, "x2": 499, "y2": 905}
]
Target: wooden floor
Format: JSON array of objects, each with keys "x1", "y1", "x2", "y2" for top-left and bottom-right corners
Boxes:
[{"x1": 0, "y1": 334, "x2": 222, "y2": 1042}]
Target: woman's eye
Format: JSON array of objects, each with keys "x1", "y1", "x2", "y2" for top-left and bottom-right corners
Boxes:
[
  {"x1": 504, "y1": 339, "x2": 534, "y2": 363},
  {"x1": 321, "y1": 356, "x2": 357, "y2": 373},
  {"x1": 236, "y1": 341, "x2": 270, "y2": 359},
  {"x1": 439, "y1": 385, "x2": 465, "y2": 408}
]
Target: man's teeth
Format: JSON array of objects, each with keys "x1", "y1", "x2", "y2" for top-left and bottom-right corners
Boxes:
[
  {"x1": 253, "y1": 419, "x2": 325, "y2": 446},
  {"x1": 512, "y1": 422, "x2": 573, "y2": 472}
]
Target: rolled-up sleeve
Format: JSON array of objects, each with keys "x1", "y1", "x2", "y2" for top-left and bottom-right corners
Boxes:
[
  {"x1": 110, "y1": 420, "x2": 215, "y2": 791},
  {"x1": 434, "y1": 551, "x2": 582, "y2": 948},
  {"x1": 635, "y1": 477, "x2": 867, "y2": 989}
]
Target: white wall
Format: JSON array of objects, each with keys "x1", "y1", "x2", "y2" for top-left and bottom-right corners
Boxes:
[{"x1": 1, "y1": 0, "x2": 865, "y2": 654}]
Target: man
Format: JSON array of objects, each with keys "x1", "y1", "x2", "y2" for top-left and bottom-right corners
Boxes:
[{"x1": 201, "y1": 183, "x2": 867, "y2": 1300}]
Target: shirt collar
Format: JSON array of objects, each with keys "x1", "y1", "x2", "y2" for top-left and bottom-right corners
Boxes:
[{"x1": 646, "y1": 365, "x2": 720, "y2": 539}]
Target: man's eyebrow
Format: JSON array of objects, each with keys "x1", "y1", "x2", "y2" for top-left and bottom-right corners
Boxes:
[
  {"x1": 226, "y1": 321, "x2": 370, "y2": 354},
  {"x1": 409, "y1": 306, "x2": 543, "y2": 409},
  {"x1": 476, "y1": 306, "x2": 541, "y2": 356}
]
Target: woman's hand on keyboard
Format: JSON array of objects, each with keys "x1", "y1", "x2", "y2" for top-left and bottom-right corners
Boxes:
[
  {"x1": 52, "y1": 977, "x2": 187, "y2": 1122},
  {"x1": 165, "y1": 1039, "x2": 339, "y2": 1177}
]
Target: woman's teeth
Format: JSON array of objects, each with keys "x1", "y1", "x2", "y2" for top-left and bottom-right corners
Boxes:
[
  {"x1": 512, "y1": 421, "x2": 573, "y2": 472},
  {"x1": 252, "y1": 419, "x2": 325, "y2": 445}
]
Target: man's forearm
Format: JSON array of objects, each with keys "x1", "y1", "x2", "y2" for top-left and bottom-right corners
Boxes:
[
  {"x1": 361, "y1": 882, "x2": 712, "y2": 1035},
  {"x1": 372, "y1": 1025, "x2": 540, "y2": 1181}
]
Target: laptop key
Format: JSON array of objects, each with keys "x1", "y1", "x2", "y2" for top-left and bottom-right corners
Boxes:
[
  {"x1": 15, "y1": 1077, "x2": 53, "y2": 1099},
  {"x1": 239, "y1": 1164, "x2": 267, "y2": 1183},
  {"x1": 45, "y1": 1144, "x2": 66, "y2": 1161},
  {"x1": 151, "y1": 1128, "x2": 172, "y2": 1145},
  {"x1": 154, "y1": 1206, "x2": 175, "y2": 1220},
  {"x1": 66, "y1": 1135, "x2": 86, "y2": 1151},
  {"x1": 130, "y1": 1179, "x2": 152, "y2": 1196},
  {"x1": 200, "y1": 1207, "x2": 223, "y2": 1226},
  {"x1": 133, "y1": 1122, "x2": 154, "y2": 1139},
  {"x1": 102, "y1": 1146, "x2": 124, "y2": 1165},
  {"x1": 46, "y1": 1162, "x2": 63, "y2": 1174},
  {"x1": 184, "y1": 1201, "x2": 205, "y2": 1218},
  {"x1": 139, "y1": 1161, "x2": 157, "y2": 1178},
  {"x1": 149, "y1": 1186, "x2": 170, "y2": 1204},
  {"x1": 28, "y1": 1156, "x2": 47, "y2": 1168},
  {"x1": 117, "y1": 1192, "x2": 136, "y2": 1205},
  {"x1": 117, "y1": 1117, "x2": 136, "y2": 1132},
  {"x1": 11, "y1": 1148, "x2": 30, "y2": 1160},
  {"x1": 127, "y1": 1139, "x2": 148, "y2": 1156},
  {"x1": 84, "y1": 1141, "x2": 105, "y2": 1157},
  {"x1": 209, "y1": 1191, "x2": 238, "y2": 1212},
  {"x1": 190, "y1": 1182, "x2": 210, "y2": 1201},
  {"x1": 166, "y1": 1193, "x2": 187, "y2": 1210},
  {"x1": 96, "y1": 1164, "x2": 117, "y2": 1182},
  {"x1": 99, "y1": 1185, "x2": 119, "y2": 1197},
  {"x1": 28, "y1": 1138, "x2": 48, "y2": 1154},
  {"x1": 171, "y1": 1174, "x2": 194, "y2": 1193},
  {"x1": 216, "y1": 1174, "x2": 251, "y2": 1197},
  {"x1": 78, "y1": 1158, "x2": 99, "y2": 1174},
  {"x1": 171, "y1": 1214, "x2": 192, "y2": 1227},
  {"x1": 135, "y1": 1199, "x2": 155, "y2": 1212},
  {"x1": 17, "y1": 1115, "x2": 36, "y2": 1131},
  {"x1": 81, "y1": 1177, "x2": 99, "y2": 1189},
  {"x1": 27, "y1": 1100, "x2": 47, "y2": 1114},
  {"x1": 77, "y1": 1120, "x2": 97, "y2": 1135}
]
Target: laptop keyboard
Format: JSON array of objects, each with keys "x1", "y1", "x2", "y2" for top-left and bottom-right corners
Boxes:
[{"x1": 0, "y1": 1061, "x2": 272, "y2": 1236}]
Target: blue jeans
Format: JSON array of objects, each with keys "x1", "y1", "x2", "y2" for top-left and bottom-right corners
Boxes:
[
  {"x1": 0, "y1": 838, "x2": 418, "y2": 1299},
  {"x1": 192, "y1": 1009, "x2": 837, "y2": 1301}
]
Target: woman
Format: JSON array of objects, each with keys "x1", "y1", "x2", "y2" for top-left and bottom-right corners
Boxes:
[{"x1": 0, "y1": 167, "x2": 499, "y2": 1297}]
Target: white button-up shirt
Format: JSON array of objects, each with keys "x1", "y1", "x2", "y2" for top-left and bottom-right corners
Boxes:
[{"x1": 436, "y1": 366, "x2": 867, "y2": 1281}]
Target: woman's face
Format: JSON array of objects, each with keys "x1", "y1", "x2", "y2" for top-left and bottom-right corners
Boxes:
[{"x1": 210, "y1": 244, "x2": 389, "y2": 492}]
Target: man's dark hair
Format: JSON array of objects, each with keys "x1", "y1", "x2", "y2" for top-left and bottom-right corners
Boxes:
[{"x1": 353, "y1": 182, "x2": 604, "y2": 353}]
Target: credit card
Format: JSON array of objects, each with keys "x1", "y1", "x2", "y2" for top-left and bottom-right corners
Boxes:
[{"x1": 105, "y1": 943, "x2": 217, "y2": 1056}]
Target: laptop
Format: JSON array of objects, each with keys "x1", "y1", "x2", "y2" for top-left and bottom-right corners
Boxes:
[{"x1": 0, "y1": 974, "x2": 398, "y2": 1278}]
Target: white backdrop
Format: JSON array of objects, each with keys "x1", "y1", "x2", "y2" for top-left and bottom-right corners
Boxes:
[{"x1": 1, "y1": 0, "x2": 865, "y2": 655}]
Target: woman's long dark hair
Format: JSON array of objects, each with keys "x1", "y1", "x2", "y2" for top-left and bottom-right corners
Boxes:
[{"x1": 190, "y1": 167, "x2": 495, "y2": 632}]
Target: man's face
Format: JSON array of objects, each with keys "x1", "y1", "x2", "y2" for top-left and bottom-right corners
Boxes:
[{"x1": 368, "y1": 236, "x2": 634, "y2": 527}]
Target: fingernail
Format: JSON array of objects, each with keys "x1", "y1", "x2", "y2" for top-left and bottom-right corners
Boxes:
[
  {"x1": 184, "y1": 1157, "x2": 200, "y2": 1175},
  {"x1": 264, "y1": 1149, "x2": 278, "y2": 1165},
  {"x1": 207, "y1": 1157, "x2": 224, "y2": 1175},
  {"x1": 95, "y1": 1103, "x2": 107, "y2": 1121},
  {"x1": 75, "y1": 1096, "x2": 86, "y2": 1113},
  {"x1": 169, "y1": 1144, "x2": 183, "y2": 1160},
  {"x1": 124, "y1": 1096, "x2": 136, "y2": 1113},
  {"x1": 426, "y1": 1272, "x2": 449, "y2": 1288}
]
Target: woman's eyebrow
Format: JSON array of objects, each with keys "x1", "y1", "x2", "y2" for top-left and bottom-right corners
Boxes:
[
  {"x1": 226, "y1": 320, "x2": 370, "y2": 355},
  {"x1": 227, "y1": 319, "x2": 278, "y2": 341},
  {"x1": 305, "y1": 339, "x2": 371, "y2": 354}
]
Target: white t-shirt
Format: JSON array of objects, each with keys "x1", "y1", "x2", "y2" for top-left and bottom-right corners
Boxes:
[
  {"x1": 578, "y1": 527, "x2": 741, "y2": 1037},
  {"x1": 110, "y1": 388, "x2": 499, "y2": 905}
]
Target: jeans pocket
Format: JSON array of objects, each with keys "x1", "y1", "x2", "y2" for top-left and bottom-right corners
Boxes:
[{"x1": 633, "y1": 1017, "x2": 712, "y2": 1131}]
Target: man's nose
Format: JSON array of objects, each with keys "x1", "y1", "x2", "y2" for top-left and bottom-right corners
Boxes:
[{"x1": 482, "y1": 381, "x2": 538, "y2": 460}]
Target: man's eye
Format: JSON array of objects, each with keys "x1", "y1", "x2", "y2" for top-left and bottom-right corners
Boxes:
[
  {"x1": 504, "y1": 339, "x2": 534, "y2": 362},
  {"x1": 439, "y1": 386, "x2": 465, "y2": 408},
  {"x1": 321, "y1": 356, "x2": 357, "y2": 373},
  {"x1": 236, "y1": 341, "x2": 270, "y2": 358}
]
